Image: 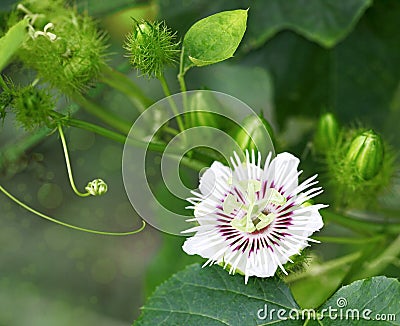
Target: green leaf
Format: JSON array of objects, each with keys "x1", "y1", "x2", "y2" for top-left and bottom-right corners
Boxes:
[
  {"x1": 136, "y1": 264, "x2": 400, "y2": 325},
  {"x1": 238, "y1": 0, "x2": 400, "y2": 135},
  {"x1": 0, "y1": 19, "x2": 28, "y2": 72},
  {"x1": 159, "y1": 0, "x2": 371, "y2": 50},
  {"x1": 182, "y1": 10, "x2": 248, "y2": 73},
  {"x1": 135, "y1": 263, "x2": 300, "y2": 325},
  {"x1": 243, "y1": 0, "x2": 372, "y2": 49},
  {"x1": 320, "y1": 276, "x2": 400, "y2": 325}
]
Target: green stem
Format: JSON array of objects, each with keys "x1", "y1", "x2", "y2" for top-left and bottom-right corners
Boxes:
[
  {"x1": 158, "y1": 73, "x2": 185, "y2": 132},
  {"x1": 314, "y1": 235, "x2": 385, "y2": 245},
  {"x1": 0, "y1": 128, "x2": 49, "y2": 171},
  {"x1": 350, "y1": 234, "x2": 400, "y2": 280},
  {"x1": 0, "y1": 184, "x2": 146, "y2": 236},
  {"x1": 57, "y1": 124, "x2": 90, "y2": 197},
  {"x1": 163, "y1": 126, "x2": 179, "y2": 136},
  {"x1": 323, "y1": 210, "x2": 400, "y2": 235},
  {"x1": 59, "y1": 114, "x2": 206, "y2": 171},
  {"x1": 284, "y1": 251, "x2": 362, "y2": 283},
  {"x1": 178, "y1": 47, "x2": 188, "y2": 93},
  {"x1": 177, "y1": 48, "x2": 189, "y2": 126},
  {"x1": 70, "y1": 93, "x2": 131, "y2": 134},
  {"x1": 100, "y1": 65, "x2": 153, "y2": 112},
  {"x1": 64, "y1": 115, "x2": 164, "y2": 152}
]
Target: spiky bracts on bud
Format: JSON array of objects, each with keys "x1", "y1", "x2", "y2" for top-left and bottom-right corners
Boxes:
[
  {"x1": 0, "y1": 76, "x2": 56, "y2": 130},
  {"x1": 325, "y1": 128, "x2": 395, "y2": 209},
  {"x1": 124, "y1": 20, "x2": 180, "y2": 78},
  {"x1": 13, "y1": 1, "x2": 107, "y2": 93}
]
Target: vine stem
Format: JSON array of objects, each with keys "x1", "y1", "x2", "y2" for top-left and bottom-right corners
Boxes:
[
  {"x1": 70, "y1": 93, "x2": 131, "y2": 134},
  {"x1": 100, "y1": 65, "x2": 153, "y2": 112},
  {"x1": 284, "y1": 251, "x2": 362, "y2": 283},
  {"x1": 349, "y1": 234, "x2": 400, "y2": 281},
  {"x1": 177, "y1": 47, "x2": 189, "y2": 126},
  {"x1": 322, "y1": 210, "x2": 400, "y2": 235},
  {"x1": 0, "y1": 128, "x2": 49, "y2": 171},
  {"x1": 0, "y1": 184, "x2": 146, "y2": 236},
  {"x1": 178, "y1": 46, "x2": 188, "y2": 93},
  {"x1": 57, "y1": 124, "x2": 90, "y2": 197},
  {"x1": 158, "y1": 73, "x2": 185, "y2": 132},
  {"x1": 51, "y1": 113, "x2": 206, "y2": 172},
  {"x1": 313, "y1": 235, "x2": 384, "y2": 245}
]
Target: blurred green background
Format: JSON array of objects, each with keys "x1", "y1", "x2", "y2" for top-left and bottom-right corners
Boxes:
[{"x1": 1, "y1": 0, "x2": 400, "y2": 325}]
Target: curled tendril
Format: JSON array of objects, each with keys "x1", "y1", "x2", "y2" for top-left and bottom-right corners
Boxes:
[
  {"x1": 85, "y1": 179, "x2": 108, "y2": 196},
  {"x1": 0, "y1": 184, "x2": 146, "y2": 236},
  {"x1": 58, "y1": 124, "x2": 108, "y2": 197}
]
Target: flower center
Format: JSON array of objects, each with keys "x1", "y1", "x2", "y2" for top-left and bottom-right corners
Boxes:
[{"x1": 223, "y1": 179, "x2": 287, "y2": 233}]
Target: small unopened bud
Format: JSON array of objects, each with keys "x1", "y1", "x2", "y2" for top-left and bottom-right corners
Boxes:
[
  {"x1": 85, "y1": 179, "x2": 108, "y2": 196},
  {"x1": 235, "y1": 114, "x2": 275, "y2": 157},
  {"x1": 124, "y1": 20, "x2": 180, "y2": 78},
  {"x1": 314, "y1": 113, "x2": 339, "y2": 153},
  {"x1": 346, "y1": 130, "x2": 384, "y2": 180},
  {"x1": 12, "y1": 84, "x2": 55, "y2": 131}
]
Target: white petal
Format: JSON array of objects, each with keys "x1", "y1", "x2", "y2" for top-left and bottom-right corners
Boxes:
[
  {"x1": 265, "y1": 152, "x2": 299, "y2": 193},
  {"x1": 182, "y1": 233, "x2": 226, "y2": 261},
  {"x1": 199, "y1": 161, "x2": 230, "y2": 197}
]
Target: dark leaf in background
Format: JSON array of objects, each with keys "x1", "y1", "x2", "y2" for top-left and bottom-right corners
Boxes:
[
  {"x1": 158, "y1": 0, "x2": 372, "y2": 49},
  {"x1": 160, "y1": 0, "x2": 400, "y2": 140}
]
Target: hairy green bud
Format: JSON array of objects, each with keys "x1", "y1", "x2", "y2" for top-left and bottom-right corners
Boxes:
[
  {"x1": 0, "y1": 76, "x2": 13, "y2": 122},
  {"x1": 15, "y1": 3, "x2": 107, "y2": 93},
  {"x1": 0, "y1": 76, "x2": 55, "y2": 130},
  {"x1": 124, "y1": 20, "x2": 180, "y2": 78},
  {"x1": 14, "y1": 85, "x2": 55, "y2": 130},
  {"x1": 314, "y1": 112, "x2": 339, "y2": 154},
  {"x1": 346, "y1": 130, "x2": 384, "y2": 181}
]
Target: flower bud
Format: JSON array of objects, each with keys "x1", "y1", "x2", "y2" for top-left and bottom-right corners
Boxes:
[
  {"x1": 346, "y1": 130, "x2": 384, "y2": 180},
  {"x1": 85, "y1": 179, "x2": 108, "y2": 196},
  {"x1": 124, "y1": 20, "x2": 179, "y2": 78},
  {"x1": 17, "y1": 6, "x2": 107, "y2": 93},
  {"x1": 235, "y1": 114, "x2": 275, "y2": 157},
  {"x1": 314, "y1": 112, "x2": 339, "y2": 153},
  {"x1": 12, "y1": 84, "x2": 55, "y2": 131}
]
